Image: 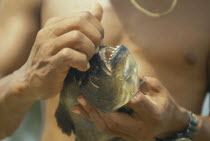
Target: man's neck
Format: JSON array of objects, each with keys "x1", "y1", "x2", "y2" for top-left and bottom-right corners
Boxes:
[{"x1": 128, "y1": 0, "x2": 176, "y2": 13}]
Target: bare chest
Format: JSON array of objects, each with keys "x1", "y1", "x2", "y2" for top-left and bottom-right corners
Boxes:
[
  {"x1": 42, "y1": 0, "x2": 210, "y2": 111},
  {"x1": 101, "y1": 0, "x2": 210, "y2": 111},
  {"x1": 102, "y1": 0, "x2": 210, "y2": 59}
]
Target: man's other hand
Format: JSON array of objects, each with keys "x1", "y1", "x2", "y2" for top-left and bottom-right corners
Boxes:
[
  {"x1": 18, "y1": 3, "x2": 104, "y2": 100},
  {"x1": 72, "y1": 77, "x2": 190, "y2": 141}
]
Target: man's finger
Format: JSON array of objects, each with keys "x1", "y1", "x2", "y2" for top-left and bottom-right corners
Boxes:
[
  {"x1": 52, "y1": 31, "x2": 96, "y2": 59},
  {"x1": 71, "y1": 104, "x2": 90, "y2": 119},
  {"x1": 128, "y1": 92, "x2": 156, "y2": 118},
  {"x1": 90, "y1": 2, "x2": 103, "y2": 21},
  {"x1": 77, "y1": 95, "x2": 107, "y2": 128},
  {"x1": 89, "y1": 2, "x2": 104, "y2": 39},
  {"x1": 140, "y1": 77, "x2": 162, "y2": 96},
  {"x1": 101, "y1": 112, "x2": 140, "y2": 134},
  {"x1": 51, "y1": 47, "x2": 89, "y2": 72},
  {"x1": 49, "y1": 18, "x2": 103, "y2": 46}
]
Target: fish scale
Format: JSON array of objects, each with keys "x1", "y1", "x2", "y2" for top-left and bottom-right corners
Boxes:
[{"x1": 55, "y1": 45, "x2": 140, "y2": 141}]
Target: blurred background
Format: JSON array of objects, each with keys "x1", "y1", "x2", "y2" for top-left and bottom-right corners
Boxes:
[
  {"x1": 2, "y1": 101, "x2": 43, "y2": 141},
  {"x1": 1, "y1": 94, "x2": 209, "y2": 141}
]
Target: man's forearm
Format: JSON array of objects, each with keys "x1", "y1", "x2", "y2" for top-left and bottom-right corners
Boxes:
[
  {"x1": 193, "y1": 115, "x2": 210, "y2": 141},
  {"x1": 0, "y1": 0, "x2": 41, "y2": 78},
  {"x1": 0, "y1": 70, "x2": 35, "y2": 139}
]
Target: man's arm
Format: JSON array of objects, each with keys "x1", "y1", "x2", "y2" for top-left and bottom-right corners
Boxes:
[
  {"x1": 188, "y1": 53, "x2": 210, "y2": 140},
  {"x1": 0, "y1": 0, "x2": 41, "y2": 78},
  {"x1": 0, "y1": 68, "x2": 36, "y2": 139},
  {"x1": 0, "y1": 0, "x2": 42, "y2": 138},
  {"x1": 73, "y1": 77, "x2": 210, "y2": 141},
  {"x1": 40, "y1": 1, "x2": 99, "y2": 141},
  {"x1": 193, "y1": 115, "x2": 210, "y2": 140},
  {"x1": 193, "y1": 54, "x2": 210, "y2": 140},
  {"x1": 0, "y1": 1, "x2": 103, "y2": 139}
]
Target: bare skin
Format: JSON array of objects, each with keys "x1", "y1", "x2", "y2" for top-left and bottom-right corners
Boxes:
[
  {"x1": 0, "y1": 0, "x2": 41, "y2": 78},
  {"x1": 0, "y1": 0, "x2": 103, "y2": 139},
  {"x1": 40, "y1": 0, "x2": 210, "y2": 140},
  {"x1": 0, "y1": 0, "x2": 209, "y2": 140},
  {"x1": 0, "y1": 0, "x2": 42, "y2": 137}
]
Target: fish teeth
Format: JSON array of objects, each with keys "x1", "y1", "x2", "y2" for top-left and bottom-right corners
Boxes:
[{"x1": 116, "y1": 45, "x2": 120, "y2": 48}]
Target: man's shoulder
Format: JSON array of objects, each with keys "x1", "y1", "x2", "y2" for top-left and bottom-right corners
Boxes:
[
  {"x1": 41, "y1": 0, "x2": 97, "y2": 25},
  {"x1": 43, "y1": 0, "x2": 96, "y2": 12}
]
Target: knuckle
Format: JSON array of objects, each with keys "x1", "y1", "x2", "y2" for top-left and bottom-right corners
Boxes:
[
  {"x1": 74, "y1": 11, "x2": 91, "y2": 26},
  {"x1": 43, "y1": 40, "x2": 54, "y2": 49},
  {"x1": 96, "y1": 32, "x2": 103, "y2": 41},
  {"x1": 147, "y1": 77, "x2": 159, "y2": 84},
  {"x1": 45, "y1": 17, "x2": 59, "y2": 25},
  {"x1": 133, "y1": 93, "x2": 144, "y2": 103},
  {"x1": 107, "y1": 121, "x2": 118, "y2": 129},
  {"x1": 60, "y1": 48, "x2": 71, "y2": 58},
  {"x1": 72, "y1": 31, "x2": 83, "y2": 41},
  {"x1": 151, "y1": 77, "x2": 161, "y2": 84},
  {"x1": 87, "y1": 107, "x2": 95, "y2": 115},
  {"x1": 35, "y1": 39, "x2": 53, "y2": 52},
  {"x1": 37, "y1": 29, "x2": 46, "y2": 38},
  {"x1": 98, "y1": 26, "x2": 104, "y2": 39},
  {"x1": 146, "y1": 77, "x2": 162, "y2": 91},
  {"x1": 79, "y1": 65, "x2": 88, "y2": 72},
  {"x1": 74, "y1": 17, "x2": 83, "y2": 26},
  {"x1": 82, "y1": 43, "x2": 95, "y2": 58},
  {"x1": 78, "y1": 57, "x2": 88, "y2": 71},
  {"x1": 89, "y1": 50, "x2": 96, "y2": 59},
  {"x1": 91, "y1": 32, "x2": 102, "y2": 47},
  {"x1": 80, "y1": 11, "x2": 92, "y2": 20},
  {"x1": 37, "y1": 26, "x2": 55, "y2": 38},
  {"x1": 73, "y1": 11, "x2": 91, "y2": 27}
]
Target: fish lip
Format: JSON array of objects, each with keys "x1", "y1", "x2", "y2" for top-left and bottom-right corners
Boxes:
[
  {"x1": 99, "y1": 45, "x2": 127, "y2": 74},
  {"x1": 99, "y1": 45, "x2": 127, "y2": 62},
  {"x1": 110, "y1": 45, "x2": 127, "y2": 61}
]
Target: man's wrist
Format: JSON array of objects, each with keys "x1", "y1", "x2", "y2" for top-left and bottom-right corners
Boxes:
[
  {"x1": 156, "y1": 106, "x2": 190, "y2": 139},
  {"x1": 8, "y1": 68, "x2": 36, "y2": 104},
  {"x1": 156, "y1": 110, "x2": 198, "y2": 141},
  {"x1": 0, "y1": 69, "x2": 36, "y2": 139},
  {"x1": 174, "y1": 107, "x2": 191, "y2": 134}
]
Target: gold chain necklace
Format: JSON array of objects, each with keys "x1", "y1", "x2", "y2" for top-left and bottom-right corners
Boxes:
[{"x1": 129, "y1": 0, "x2": 178, "y2": 17}]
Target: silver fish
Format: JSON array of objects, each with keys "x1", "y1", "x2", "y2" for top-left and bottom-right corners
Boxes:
[{"x1": 55, "y1": 45, "x2": 139, "y2": 141}]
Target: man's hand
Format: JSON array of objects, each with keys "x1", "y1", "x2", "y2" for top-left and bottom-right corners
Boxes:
[
  {"x1": 72, "y1": 77, "x2": 190, "y2": 141},
  {"x1": 18, "y1": 3, "x2": 104, "y2": 100}
]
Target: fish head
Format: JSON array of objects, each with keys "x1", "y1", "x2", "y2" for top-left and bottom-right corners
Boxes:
[
  {"x1": 55, "y1": 45, "x2": 140, "y2": 135},
  {"x1": 82, "y1": 45, "x2": 140, "y2": 112}
]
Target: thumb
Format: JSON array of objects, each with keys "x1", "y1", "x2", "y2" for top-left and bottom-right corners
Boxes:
[
  {"x1": 128, "y1": 92, "x2": 156, "y2": 118},
  {"x1": 90, "y1": 2, "x2": 103, "y2": 21}
]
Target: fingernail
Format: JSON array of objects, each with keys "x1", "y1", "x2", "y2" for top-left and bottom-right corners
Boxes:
[
  {"x1": 77, "y1": 97, "x2": 87, "y2": 106},
  {"x1": 87, "y1": 63, "x2": 90, "y2": 70},
  {"x1": 140, "y1": 77, "x2": 146, "y2": 85},
  {"x1": 95, "y1": 47, "x2": 99, "y2": 53},
  {"x1": 72, "y1": 109, "x2": 81, "y2": 114}
]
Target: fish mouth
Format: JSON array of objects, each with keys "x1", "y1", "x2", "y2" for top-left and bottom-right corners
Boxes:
[{"x1": 99, "y1": 45, "x2": 127, "y2": 74}]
